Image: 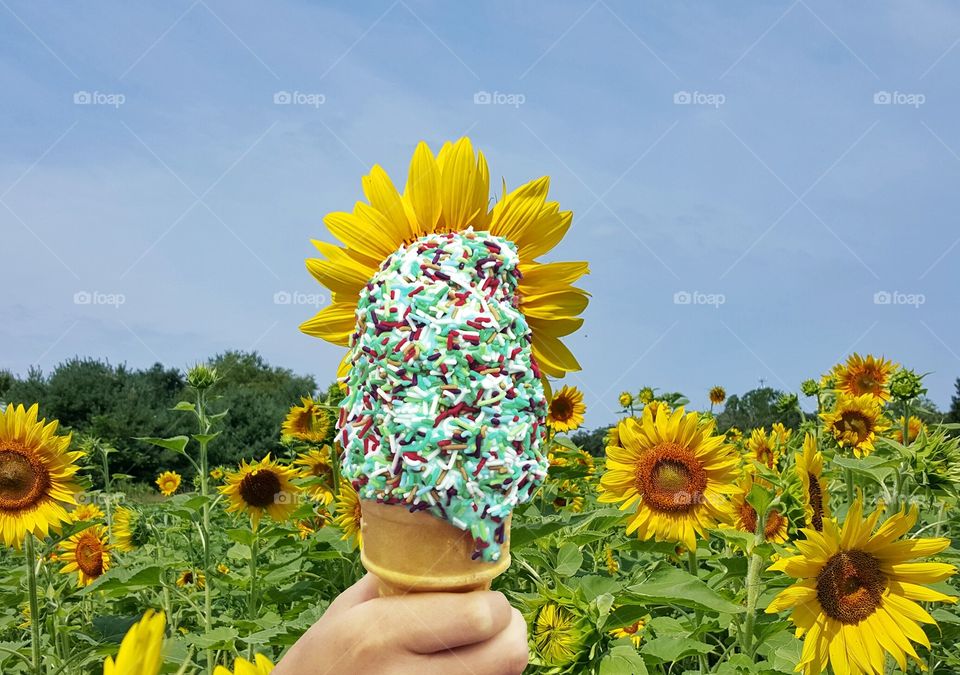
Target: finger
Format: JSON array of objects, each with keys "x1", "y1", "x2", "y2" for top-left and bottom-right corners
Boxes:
[
  {"x1": 365, "y1": 590, "x2": 513, "y2": 653},
  {"x1": 430, "y1": 607, "x2": 529, "y2": 675},
  {"x1": 324, "y1": 574, "x2": 380, "y2": 618}
]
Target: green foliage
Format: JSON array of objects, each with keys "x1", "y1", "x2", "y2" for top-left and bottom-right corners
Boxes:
[{"x1": 716, "y1": 387, "x2": 803, "y2": 432}]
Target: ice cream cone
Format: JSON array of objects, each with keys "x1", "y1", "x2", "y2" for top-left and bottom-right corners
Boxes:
[{"x1": 360, "y1": 500, "x2": 511, "y2": 596}]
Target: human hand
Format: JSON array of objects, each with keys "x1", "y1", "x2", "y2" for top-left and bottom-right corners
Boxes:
[{"x1": 272, "y1": 574, "x2": 529, "y2": 675}]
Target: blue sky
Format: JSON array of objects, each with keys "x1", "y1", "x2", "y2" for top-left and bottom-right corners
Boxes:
[{"x1": 1, "y1": 1, "x2": 958, "y2": 427}]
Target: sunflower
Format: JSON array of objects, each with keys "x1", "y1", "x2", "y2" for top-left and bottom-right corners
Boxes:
[
  {"x1": 604, "y1": 423, "x2": 622, "y2": 449},
  {"x1": 176, "y1": 569, "x2": 205, "y2": 589},
  {"x1": 598, "y1": 406, "x2": 740, "y2": 551},
  {"x1": 709, "y1": 386, "x2": 726, "y2": 405},
  {"x1": 533, "y1": 603, "x2": 585, "y2": 666},
  {"x1": 299, "y1": 137, "x2": 589, "y2": 383},
  {"x1": 726, "y1": 427, "x2": 743, "y2": 443},
  {"x1": 281, "y1": 396, "x2": 331, "y2": 444},
  {"x1": 72, "y1": 502, "x2": 104, "y2": 522},
  {"x1": 766, "y1": 498, "x2": 957, "y2": 675},
  {"x1": 831, "y1": 353, "x2": 898, "y2": 401},
  {"x1": 0, "y1": 403, "x2": 83, "y2": 548},
  {"x1": 638, "y1": 387, "x2": 654, "y2": 404},
  {"x1": 210, "y1": 467, "x2": 225, "y2": 481},
  {"x1": 609, "y1": 617, "x2": 645, "y2": 648},
  {"x1": 217, "y1": 563, "x2": 231, "y2": 575},
  {"x1": 821, "y1": 394, "x2": 891, "y2": 458},
  {"x1": 103, "y1": 609, "x2": 165, "y2": 675},
  {"x1": 213, "y1": 654, "x2": 275, "y2": 675},
  {"x1": 644, "y1": 400, "x2": 670, "y2": 419},
  {"x1": 746, "y1": 426, "x2": 784, "y2": 471},
  {"x1": 155, "y1": 471, "x2": 181, "y2": 497},
  {"x1": 796, "y1": 434, "x2": 830, "y2": 532},
  {"x1": 111, "y1": 506, "x2": 145, "y2": 552},
  {"x1": 618, "y1": 392, "x2": 633, "y2": 409},
  {"x1": 220, "y1": 456, "x2": 300, "y2": 530},
  {"x1": 334, "y1": 481, "x2": 363, "y2": 550},
  {"x1": 892, "y1": 415, "x2": 926, "y2": 445},
  {"x1": 547, "y1": 386, "x2": 586, "y2": 433},
  {"x1": 730, "y1": 472, "x2": 789, "y2": 543},
  {"x1": 58, "y1": 525, "x2": 111, "y2": 586},
  {"x1": 605, "y1": 546, "x2": 619, "y2": 574},
  {"x1": 296, "y1": 520, "x2": 315, "y2": 540},
  {"x1": 292, "y1": 446, "x2": 335, "y2": 505}
]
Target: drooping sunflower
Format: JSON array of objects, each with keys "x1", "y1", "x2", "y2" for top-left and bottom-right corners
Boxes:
[
  {"x1": 533, "y1": 603, "x2": 586, "y2": 666},
  {"x1": 155, "y1": 471, "x2": 181, "y2": 497},
  {"x1": 111, "y1": 506, "x2": 147, "y2": 552},
  {"x1": 334, "y1": 480, "x2": 363, "y2": 550},
  {"x1": 796, "y1": 433, "x2": 830, "y2": 532},
  {"x1": 299, "y1": 138, "x2": 589, "y2": 383},
  {"x1": 609, "y1": 617, "x2": 645, "y2": 648},
  {"x1": 708, "y1": 386, "x2": 726, "y2": 406},
  {"x1": 103, "y1": 609, "x2": 166, "y2": 675},
  {"x1": 220, "y1": 455, "x2": 300, "y2": 530},
  {"x1": 598, "y1": 406, "x2": 740, "y2": 551},
  {"x1": 281, "y1": 396, "x2": 331, "y2": 444},
  {"x1": 547, "y1": 386, "x2": 586, "y2": 433},
  {"x1": 58, "y1": 525, "x2": 111, "y2": 586},
  {"x1": 821, "y1": 393, "x2": 891, "y2": 458},
  {"x1": 176, "y1": 569, "x2": 206, "y2": 589},
  {"x1": 830, "y1": 353, "x2": 898, "y2": 402},
  {"x1": 293, "y1": 446, "x2": 336, "y2": 505},
  {"x1": 213, "y1": 654, "x2": 275, "y2": 675},
  {"x1": 892, "y1": 415, "x2": 926, "y2": 445},
  {"x1": 730, "y1": 471, "x2": 789, "y2": 543},
  {"x1": 766, "y1": 498, "x2": 957, "y2": 675},
  {"x1": 72, "y1": 502, "x2": 104, "y2": 522},
  {"x1": 0, "y1": 403, "x2": 83, "y2": 548}
]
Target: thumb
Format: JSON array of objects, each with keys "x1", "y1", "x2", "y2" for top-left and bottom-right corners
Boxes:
[{"x1": 323, "y1": 573, "x2": 380, "y2": 618}]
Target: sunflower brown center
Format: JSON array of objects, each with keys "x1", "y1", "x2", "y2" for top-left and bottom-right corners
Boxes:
[
  {"x1": 837, "y1": 411, "x2": 872, "y2": 443},
  {"x1": 182, "y1": 571, "x2": 194, "y2": 584},
  {"x1": 239, "y1": 470, "x2": 282, "y2": 508},
  {"x1": 0, "y1": 450, "x2": 50, "y2": 511},
  {"x1": 550, "y1": 397, "x2": 573, "y2": 422},
  {"x1": 816, "y1": 550, "x2": 885, "y2": 624},
  {"x1": 635, "y1": 442, "x2": 706, "y2": 513},
  {"x1": 807, "y1": 472, "x2": 824, "y2": 531},
  {"x1": 76, "y1": 535, "x2": 104, "y2": 578},
  {"x1": 854, "y1": 371, "x2": 880, "y2": 395},
  {"x1": 311, "y1": 462, "x2": 332, "y2": 479},
  {"x1": 738, "y1": 503, "x2": 786, "y2": 540},
  {"x1": 622, "y1": 622, "x2": 640, "y2": 635}
]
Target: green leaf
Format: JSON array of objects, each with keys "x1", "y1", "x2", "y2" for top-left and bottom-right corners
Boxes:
[
  {"x1": 640, "y1": 635, "x2": 713, "y2": 663},
  {"x1": 603, "y1": 605, "x2": 648, "y2": 631},
  {"x1": 511, "y1": 517, "x2": 568, "y2": 548},
  {"x1": 171, "y1": 401, "x2": 196, "y2": 412},
  {"x1": 551, "y1": 435, "x2": 580, "y2": 450},
  {"x1": 626, "y1": 567, "x2": 744, "y2": 614},
  {"x1": 746, "y1": 483, "x2": 772, "y2": 523},
  {"x1": 227, "y1": 528, "x2": 255, "y2": 546},
  {"x1": 193, "y1": 432, "x2": 220, "y2": 445},
  {"x1": 188, "y1": 626, "x2": 238, "y2": 650},
  {"x1": 135, "y1": 436, "x2": 190, "y2": 454},
  {"x1": 580, "y1": 575, "x2": 622, "y2": 602},
  {"x1": 832, "y1": 455, "x2": 898, "y2": 485},
  {"x1": 555, "y1": 543, "x2": 583, "y2": 576},
  {"x1": 599, "y1": 644, "x2": 649, "y2": 675}
]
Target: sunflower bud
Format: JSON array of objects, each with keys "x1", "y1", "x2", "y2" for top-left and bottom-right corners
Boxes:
[
  {"x1": 800, "y1": 379, "x2": 819, "y2": 397},
  {"x1": 776, "y1": 393, "x2": 799, "y2": 413},
  {"x1": 889, "y1": 368, "x2": 926, "y2": 402},
  {"x1": 618, "y1": 392, "x2": 633, "y2": 408},
  {"x1": 186, "y1": 364, "x2": 220, "y2": 391}
]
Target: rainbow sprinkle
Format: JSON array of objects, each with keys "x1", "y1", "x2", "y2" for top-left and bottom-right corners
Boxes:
[{"x1": 338, "y1": 229, "x2": 548, "y2": 561}]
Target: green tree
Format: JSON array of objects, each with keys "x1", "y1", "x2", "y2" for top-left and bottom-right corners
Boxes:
[
  {"x1": 716, "y1": 387, "x2": 803, "y2": 432},
  {"x1": 949, "y1": 377, "x2": 960, "y2": 424}
]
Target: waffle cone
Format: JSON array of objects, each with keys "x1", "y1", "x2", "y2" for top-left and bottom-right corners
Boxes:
[{"x1": 360, "y1": 500, "x2": 511, "y2": 596}]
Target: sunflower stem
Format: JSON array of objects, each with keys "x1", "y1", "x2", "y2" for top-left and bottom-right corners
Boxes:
[
  {"x1": 845, "y1": 467, "x2": 854, "y2": 507},
  {"x1": 195, "y1": 390, "x2": 215, "y2": 674},
  {"x1": 24, "y1": 534, "x2": 42, "y2": 675},
  {"x1": 248, "y1": 527, "x2": 260, "y2": 623},
  {"x1": 741, "y1": 551, "x2": 763, "y2": 657},
  {"x1": 686, "y1": 550, "x2": 707, "y2": 674}
]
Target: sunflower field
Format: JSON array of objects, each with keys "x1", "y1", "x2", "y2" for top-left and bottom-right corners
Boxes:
[{"x1": 0, "y1": 351, "x2": 958, "y2": 675}]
